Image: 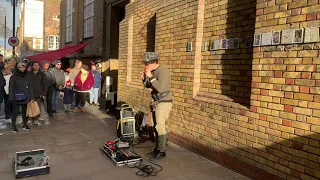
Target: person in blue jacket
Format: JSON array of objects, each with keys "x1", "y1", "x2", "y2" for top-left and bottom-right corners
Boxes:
[{"x1": 89, "y1": 64, "x2": 102, "y2": 106}]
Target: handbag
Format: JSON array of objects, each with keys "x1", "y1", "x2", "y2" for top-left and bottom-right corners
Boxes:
[{"x1": 14, "y1": 92, "x2": 27, "y2": 101}]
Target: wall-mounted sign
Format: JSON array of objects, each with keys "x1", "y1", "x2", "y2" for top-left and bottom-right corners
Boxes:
[
  {"x1": 33, "y1": 38, "x2": 43, "y2": 50},
  {"x1": 8, "y1": 37, "x2": 19, "y2": 47},
  {"x1": 24, "y1": 0, "x2": 44, "y2": 38}
]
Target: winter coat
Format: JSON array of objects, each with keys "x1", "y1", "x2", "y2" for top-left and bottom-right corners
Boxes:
[
  {"x1": 62, "y1": 87, "x2": 74, "y2": 104},
  {"x1": 0, "y1": 71, "x2": 5, "y2": 103},
  {"x1": 74, "y1": 69, "x2": 94, "y2": 92},
  {"x1": 29, "y1": 71, "x2": 47, "y2": 98},
  {"x1": 9, "y1": 69, "x2": 34, "y2": 104},
  {"x1": 43, "y1": 68, "x2": 55, "y2": 87},
  {"x1": 51, "y1": 67, "x2": 65, "y2": 89},
  {"x1": 91, "y1": 70, "x2": 102, "y2": 88}
]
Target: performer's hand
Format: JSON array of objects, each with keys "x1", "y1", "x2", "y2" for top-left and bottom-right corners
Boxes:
[
  {"x1": 145, "y1": 71, "x2": 152, "y2": 78},
  {"x1": 140, "y1": 71, "x2": 145, "y2": 79}
]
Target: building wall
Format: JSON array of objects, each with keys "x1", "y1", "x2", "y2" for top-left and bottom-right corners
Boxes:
[
  {"x1": 44, "y1": 0, "x2": 60, "y2": 50},
  {"x1": 118, "y1": 0, "x2": 320, "y2": 180},
  {"x1": 18, "y1": 0, "x2": 60, "y2": 54},
  {"x1": 59, "y1": 0, "x2": 105, "y2": 59}
]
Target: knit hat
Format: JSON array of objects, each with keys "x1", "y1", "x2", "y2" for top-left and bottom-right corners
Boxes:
[
  {"x1": 55, "y1": 60, "x2": 62, "y2": 65},
  {"x1": 17, "y1": 62, "x2": 26, "y2": 68},
  {"x1": 65, "y1": 79, "x2": 71, "y2": 86},
  {"x1": 42, "y1": 60, "x2": 50, "y2": 65}
]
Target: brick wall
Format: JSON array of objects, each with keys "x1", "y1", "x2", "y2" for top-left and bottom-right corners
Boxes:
[
  {"x1": 59, "y1": 0, "x2": 105, "y2": 57},
  {"x1": 118, "y1": 0, "x2": 320, "y2": 180},
  {"x1": 44, "y1": 0, "x2": 60, "y2": 50}
]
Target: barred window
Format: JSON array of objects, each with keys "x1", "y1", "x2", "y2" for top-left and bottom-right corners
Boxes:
[{"x1": 48, "y1": 35, "x2": 59, "y2": 50}]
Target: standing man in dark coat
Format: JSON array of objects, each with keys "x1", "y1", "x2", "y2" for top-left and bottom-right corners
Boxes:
[
  {"x1": 42, "y1": 60, "x2": 55, "y2": 117},
  {"x1": 30, "y1": 61, "x2": 47, "y2": 122}
]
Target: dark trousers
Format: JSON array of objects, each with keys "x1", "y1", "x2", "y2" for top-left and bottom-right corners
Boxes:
[
  {"x1": 11, "y1": 103, "x2": 27, "y2": 128},
  {"x1": 4, "y1": 94, "x2": 12, "y2": 119},
  {"x1": 75, "y1": 92, "x2": 88, "y2": 107},
  {"x1": 46, "y1": 86, "x2": 53, "y2": 115}
]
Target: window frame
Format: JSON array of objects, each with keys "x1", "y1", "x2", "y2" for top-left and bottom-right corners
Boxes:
[
  {"x1": 48, "y1": 35, "x2": 59, "y2": 50},
  {"x1": 84, "y1": 0, "x2": 94, "y2": 38},
  {"x1": 66, "y1": 0, "x2": 73, "y2": 43}
]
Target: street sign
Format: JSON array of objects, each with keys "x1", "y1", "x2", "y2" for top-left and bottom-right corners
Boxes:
[{"x1": 8, "y1": 37, "x2": 19, "y2": 47}]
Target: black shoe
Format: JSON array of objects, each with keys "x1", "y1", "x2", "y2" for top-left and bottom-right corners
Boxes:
[
  {"x1": 53, "y1": 110, "x2": 57, "y2": 113},
  {"x1": 152, "y1": 151, "x2": 166, "y2": 160},
  {"x1": 49, "y1": 114, "x2": 53, "y2": 117},
  {"x1": 23, "y1": 125, "x2": 31, "y2": 131},
  {"x1": 11, "y1": 127, "x2": 18, "y2": 133},
  {"x1": 146, "y1": 148, "x2": 159, "y2": 157},
  {"x1": 65, "y1": 111, "x2": 69, "y2": 114}
]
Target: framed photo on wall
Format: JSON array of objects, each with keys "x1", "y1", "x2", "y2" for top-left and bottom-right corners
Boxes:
[
  {"x1": 281, "y1": 29, "x2": 294, "y2": 44},
  {"x1": 209, "y1": 40, "x2": 215, "y2": 51},
  {"x1": 253, "y1": 34, "x2": 261, "y2": 46},
  {"x1": 214, "y1": 40, "x2": 221, "y2": 50},
  {"x1": 245, "y1": 36, "x2": 252, "y2": 48},
  {"x1": 187, "y1": 42, "x2": 192, "y2": 52},
  {"x1": 293, "y1": 29, "x2": 304, "y2": 43},
  {"x1": 304, "y1": 27, "x2": 320, "y2": 43},
  {"x1": 272, "y1": 31, "x2": 281, "y2": 45},
  {"x1": 261, "y1": 32, "x2": 272, "y2": 46}
]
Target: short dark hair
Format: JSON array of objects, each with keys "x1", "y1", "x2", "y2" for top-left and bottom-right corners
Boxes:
[
  {"x1": 0, "y1": 54, "x2": 3, "y2": 57},
  {"x1": 32, "y1": 61, "x2": 40, "y2": 65}
]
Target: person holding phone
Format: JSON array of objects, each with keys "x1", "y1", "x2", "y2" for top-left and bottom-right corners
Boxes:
[{"x1": 30, "y1": 61, "x2": 47, "y2": 124}]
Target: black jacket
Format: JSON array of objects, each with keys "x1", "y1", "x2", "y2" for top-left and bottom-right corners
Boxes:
[
  {"x1": 29, "y1": 71, "x2": 47, "y2": 98},
  {"x1": 9, "y1": 69, "x2": 34, "y2": 104}
]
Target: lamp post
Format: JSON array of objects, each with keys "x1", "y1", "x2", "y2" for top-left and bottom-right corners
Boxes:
[{"x1": 0, "y1": 7, "x2": 6, "y2": 58}]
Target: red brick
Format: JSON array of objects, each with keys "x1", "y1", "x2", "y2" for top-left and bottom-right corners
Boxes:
[
  {"x1": 300, "y1": 87, "x2": 310, "y2": 93},
  {"x1": 292, "y1": 8, "x2": 301, "y2": 15},
  {"x1": 307, "y1": 13, "x2": 317, "y2": 20},
  {"x1": 275, "y1": 58, "x2": 283, "y2": 64},
  {"x1": 301, "y1": 72, "x2": 311, "y2": 79},
  {"x1": 286, "y1": 78, "x2": 294, "y2": 85},
  {"x1": 285, "y1": 92, "x2": 294, "y2": 98},
  {"x1": 250, "y1": 106, "x2": 257, "y2": 112},
  {"x1": 275, "y1": 71, "x2": 283, "y2": 77},
  {"x1": 260, "y1": 114, "x2": 267, "y2": 121},
  {"x1": 257, "y1": 9, "x2": 263, "y2": 15},
  {"x1": 261, "y1": 89, "x2": 269, "y2": 95},
  {"x1": 284, "y1": 105, "x2": 293, "y2": 112},
  {"x1": 283, "y1": 119, "x2": 292, "y2": 127}
]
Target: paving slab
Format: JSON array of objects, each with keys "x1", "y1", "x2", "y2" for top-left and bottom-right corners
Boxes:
[{"x1": 0, "y1": 104, "x2": 250, "y2": 180}]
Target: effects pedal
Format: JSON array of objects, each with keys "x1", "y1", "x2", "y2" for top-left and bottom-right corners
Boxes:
[{"x1": 116, "y1": 141, "x2": 130, "y2": 148}]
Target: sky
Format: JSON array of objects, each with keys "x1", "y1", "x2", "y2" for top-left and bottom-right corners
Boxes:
[{"x1": 0, "y1": 0, "x2": 20, "y2": 50}]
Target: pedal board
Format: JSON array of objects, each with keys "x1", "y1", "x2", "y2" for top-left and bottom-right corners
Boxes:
[{"x1": 101, "y1": 144, "x2": 143, "y2": 167}]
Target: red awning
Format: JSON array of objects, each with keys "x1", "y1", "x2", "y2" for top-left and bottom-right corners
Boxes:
[{"x1": 27, "y1": 42, "x2": 89, "y2": 63}]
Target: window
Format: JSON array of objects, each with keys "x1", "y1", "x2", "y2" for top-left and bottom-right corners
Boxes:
[
  {"x1": 48, "y1": 35, "x2": 59, "y2": 50},
  {"x1": 84, "y1": 0, "x2": 94, "y2": 38},
  {"x1": 66, "y1": 0, "x2": 73, "y2": 42}
]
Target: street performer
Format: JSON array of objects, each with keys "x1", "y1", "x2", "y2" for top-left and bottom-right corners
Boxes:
[{"x1": 140, "y1": 52, "x2": 173, "y2": 160}]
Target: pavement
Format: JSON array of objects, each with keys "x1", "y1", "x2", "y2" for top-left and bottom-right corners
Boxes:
[{"x1": 0, "y1": 103, "x2": 250, "y2": 180}]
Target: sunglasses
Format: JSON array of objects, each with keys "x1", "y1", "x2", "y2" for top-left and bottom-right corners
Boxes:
[{"x1": 56, "y1": 63, "x2": 61, "y2": 65}]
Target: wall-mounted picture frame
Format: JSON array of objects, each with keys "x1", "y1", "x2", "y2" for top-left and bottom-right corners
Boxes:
[
  {"x1": 187, "y1": 42, "x2": 192, "y2": 52},
  {"x1": 201, "y1": 41, "x2": 206, "y2": 52},
  {"x1": 245, "y1": 36, "x2": 252, "y2": 48},
  {"x1": 281, "y1": 29, "x2": 294, "y2": 44},
  {"x1": 253, "y1": 34, "x2": 261, "y2": 46},
  {"x1": 293, "y1": 29, "x2": 304, "y2": 43},
  {"x1": 209, "y1": 40, "x2": 215, "y2": 51},
  {"x1": 214, "y1": 40, "x2": 221, "y2": 50},
  {"x1": 221, "y1": 39, "x2": 227, "y2": 49},
  {"x1": 226, "y1": 38, "x2": 239, "y2": 49},
  {"x1": 272, "y1": 31, "x2": 281, "y2": 45},
  {"x1": 304, "y1": 27, "x2": 320, "y2": 43},
  {"x1": 261, "y1": 32, "x2": 272, "y2": 46}
]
